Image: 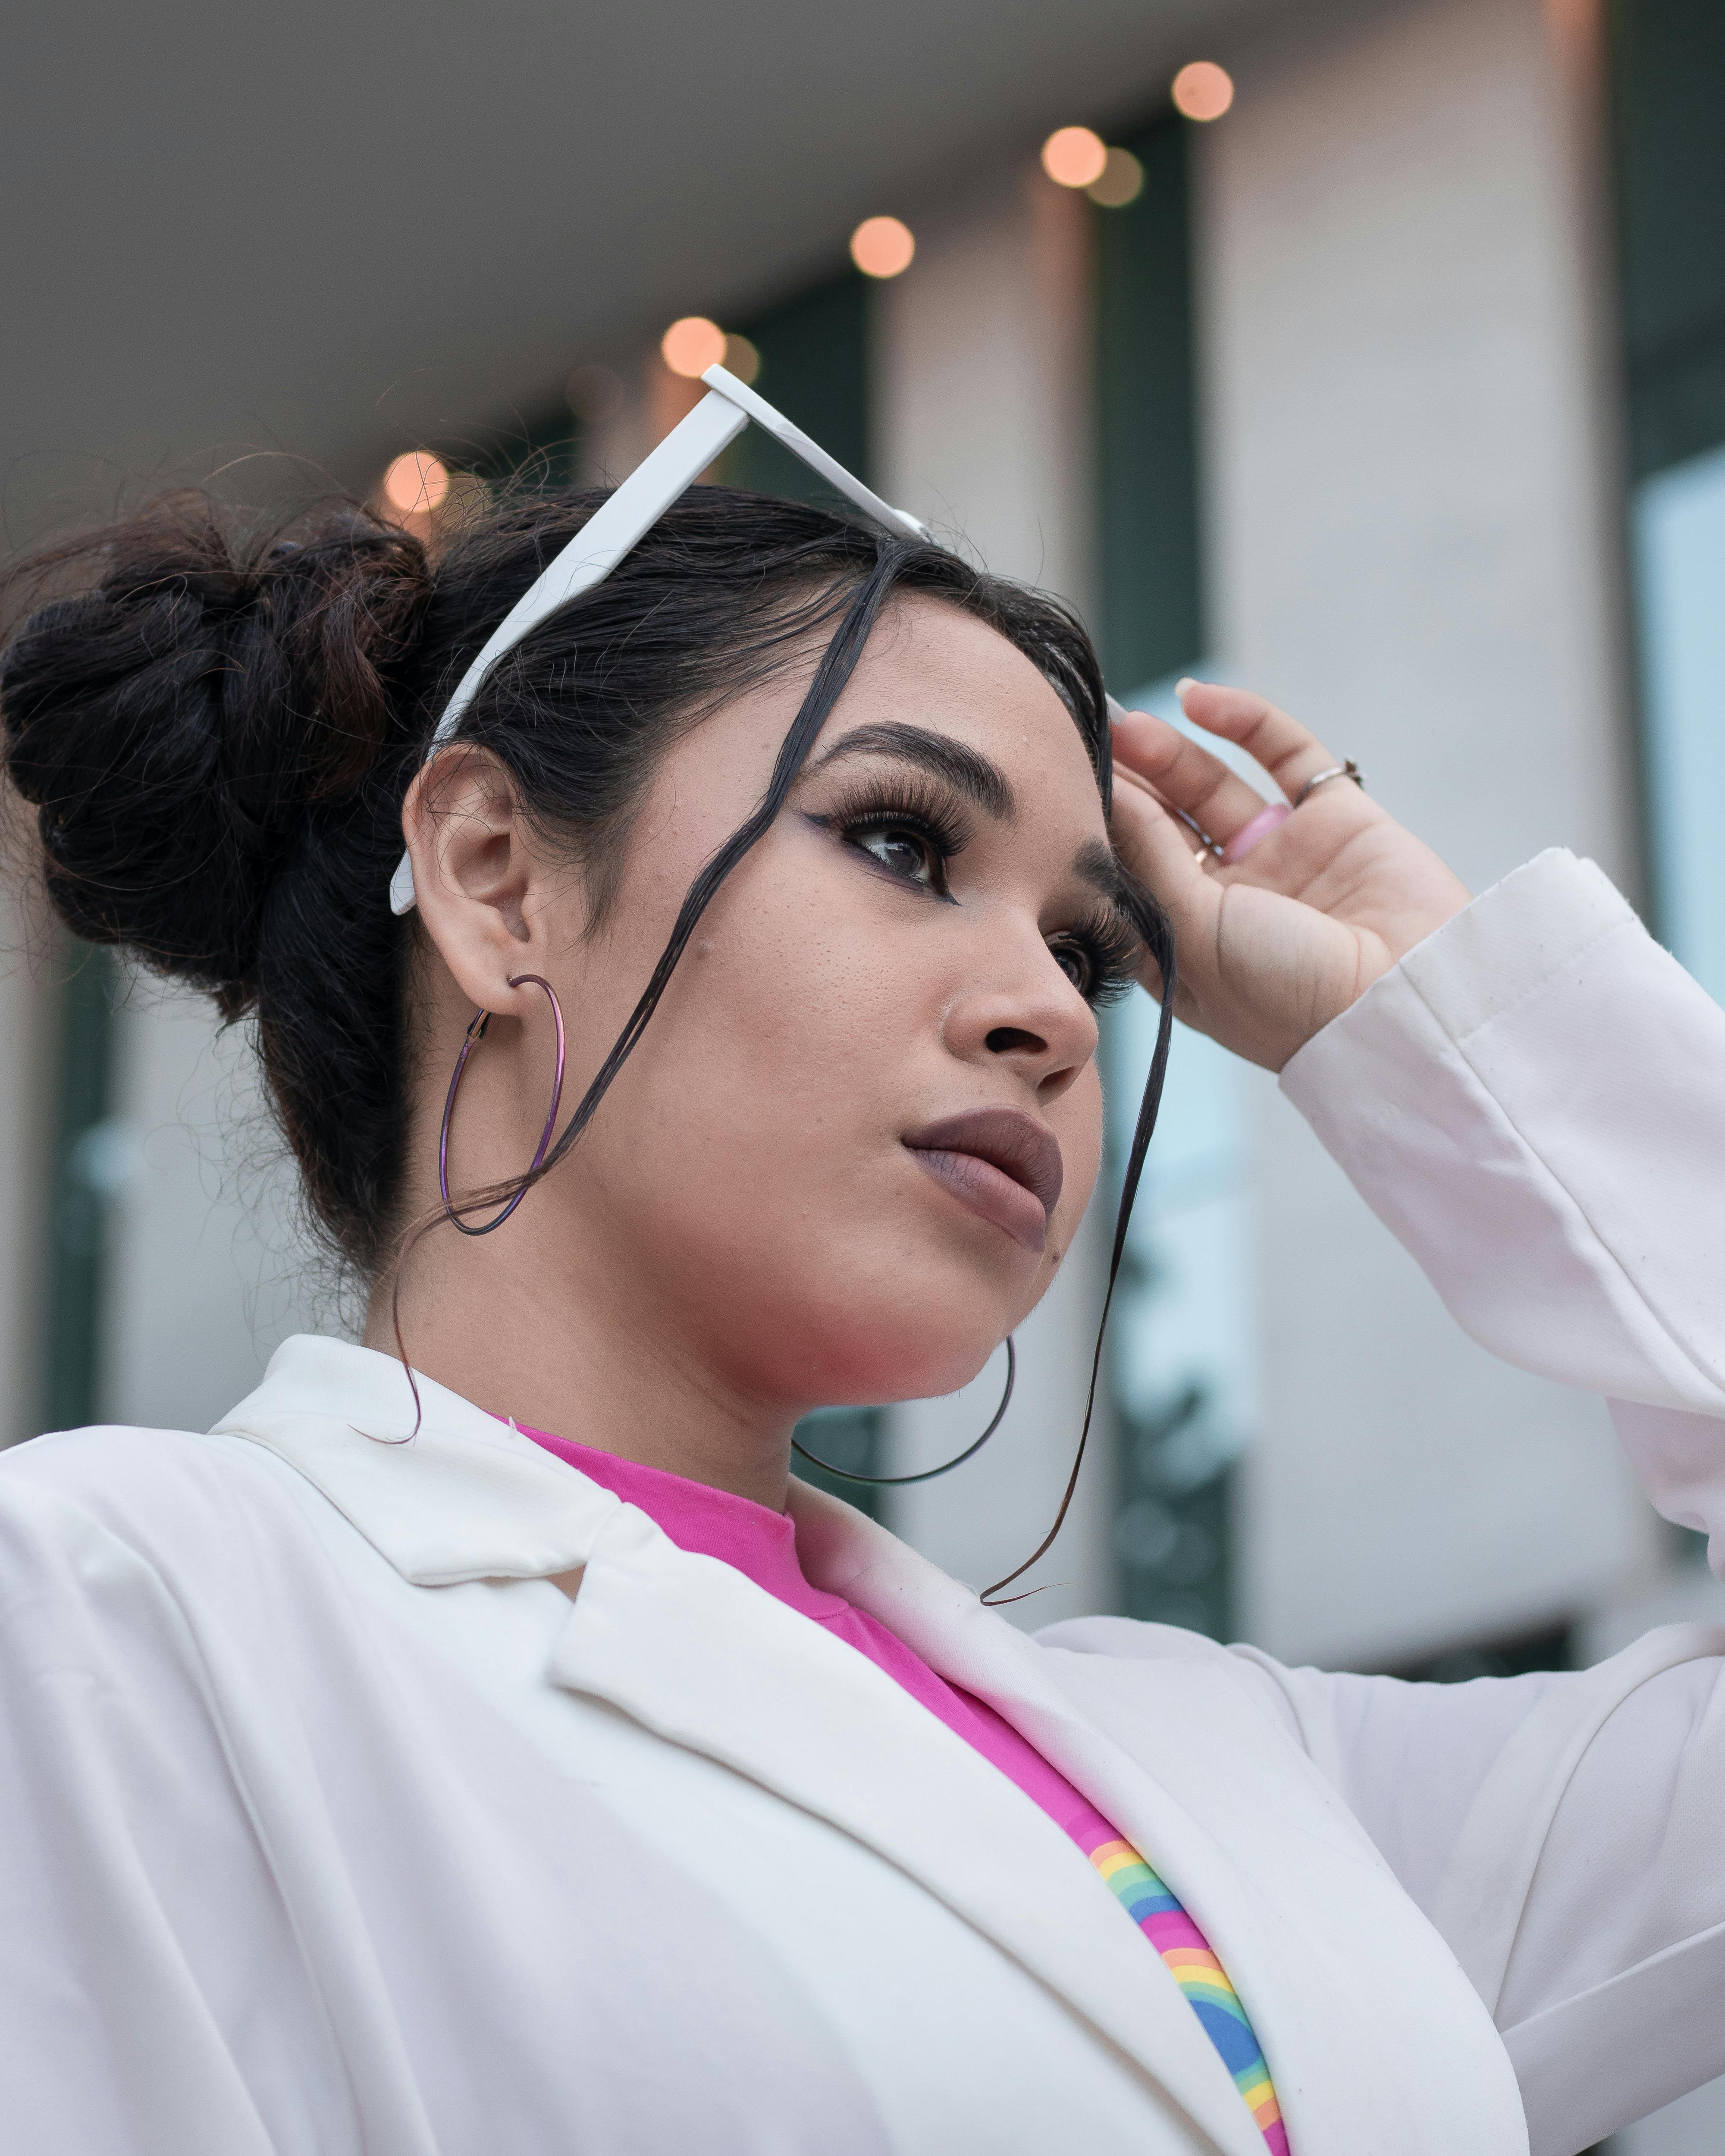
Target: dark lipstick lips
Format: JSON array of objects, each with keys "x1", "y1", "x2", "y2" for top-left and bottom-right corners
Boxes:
[{"x1": 902, "y1": 1108, "x2": 1064, "y2": 1253}]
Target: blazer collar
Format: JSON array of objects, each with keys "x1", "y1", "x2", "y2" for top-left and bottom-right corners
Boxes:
[{"x1": 213, "y1": 1334, "x2": 617, "y2": 1583}]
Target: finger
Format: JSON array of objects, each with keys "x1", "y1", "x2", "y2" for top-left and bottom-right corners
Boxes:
[
  {"x1": 1173, "y1": 679, "x2": 1350, "y2": 804},
  {"x1": 1108, "y1": 772, "x2": 1221, "y2": 999},
  {"x1": 1110, "y1": 703, "x2": 1279, "y2": 849},
  {"x1": 1113, "y1": 760, "x2": 1223, "y2": 857}
]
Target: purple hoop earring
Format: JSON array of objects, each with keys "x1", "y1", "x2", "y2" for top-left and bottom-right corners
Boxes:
[{"x1": 439, "y1": 973, "x2": 567, "y2": 1236}]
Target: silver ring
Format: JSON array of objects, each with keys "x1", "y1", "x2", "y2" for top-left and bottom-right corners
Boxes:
[{"x1": 1293, "y1": 758, "x2": 1364, "y2": 809}]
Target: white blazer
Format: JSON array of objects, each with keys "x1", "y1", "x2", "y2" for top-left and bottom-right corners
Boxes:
[{"x1": 1, "y1": 848, "x2": 1721, "y2": 2156}]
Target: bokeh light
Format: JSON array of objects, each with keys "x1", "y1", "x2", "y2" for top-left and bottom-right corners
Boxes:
[
  {"x1": 722, "y1": 333, "x2": 761, "y2": 384},
  {"x1": 1086, "y1": 147, "x2": 1145, "y2": 209},
  {"x1": 661, "y1": 316, "x2": 727, "y2": 379},
  {"x1": 850, "y1": 216, "x2": 916, "y2": 279},
  {"x1": 381, "y1": 451, "x2": 450, "y2": 517},
  {"x1": 1172, "y1": 61, "x2": 1235, "y2": 122},
  {"x1": 565, "y1": 362, "x2": 624, "y2": 422},
  {"x1": 1041, "y1": 125, "x2": 1108, "y2": 189}
]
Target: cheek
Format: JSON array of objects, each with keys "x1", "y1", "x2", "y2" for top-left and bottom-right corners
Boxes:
[
  {"x1": 1050, "y1": 1063, "x2": 1105, "y2": 1240},
  {"x1": 578, "y1": 849, "x2": 921, "y2": 1216}
]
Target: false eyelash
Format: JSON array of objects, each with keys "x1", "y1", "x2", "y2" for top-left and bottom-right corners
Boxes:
[
  {"x1": 1054, "y1": 904, "x2": 1146, "y2": 1009},
  {"x1": 811, "y1": 776, "x2": 970, "y2": 893},
  {"x1": 811, "y1": 773, "x2": 973, "y2": 865}
]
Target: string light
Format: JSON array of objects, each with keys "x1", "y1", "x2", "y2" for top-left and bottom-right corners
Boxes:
[
  {"x1": 850, "y1": 216, "x2": 915, "y2": 278},
  {"x1": 1172, "y1": 61, "x2": 1235, "y2": 121},
  {"x1": 1041, "y1": 125, "x2": 1108, "y2": 189},
  {"x1": 381, "y1": 452, "x2": 450, "y2": 517},
  {"x1": 661, "y1": 316, "x2": 727, "y2": 379}
]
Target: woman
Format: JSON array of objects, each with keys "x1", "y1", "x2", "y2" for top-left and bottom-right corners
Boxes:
[{"x1": 0, "y1": 477, "x2": 1719, "y2": 2156}]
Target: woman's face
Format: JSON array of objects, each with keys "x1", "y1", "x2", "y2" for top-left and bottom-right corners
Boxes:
[{"x1": 442, "y1": 596, "x2": 1139, "y2": 1420}]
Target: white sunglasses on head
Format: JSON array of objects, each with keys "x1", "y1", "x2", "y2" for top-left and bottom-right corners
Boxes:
[{"x1": 388, "y1": 364, "x2": 928, "y2": 915}]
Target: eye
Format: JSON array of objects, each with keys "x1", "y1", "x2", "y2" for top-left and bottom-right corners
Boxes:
[
  {"x1": 1049, "y1": 940, "x2": 1094, "y2": 997},
  {"x1": 812, "y1": 776, "x2": 968, "y2": 898},
  {"x1": 853, "y1": 820, "x2": 944, "y2": 891},
  {"x1": 1048, "y1": 906, "x2": 1145, "y2": 1009}
]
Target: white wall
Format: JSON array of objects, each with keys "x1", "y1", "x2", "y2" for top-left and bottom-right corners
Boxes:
[
  {"x1": 873, "y1": 168, "x2": 1118, "y2": 1624},
  {"x1": 100, "y1": 985, "x2": 326, "y2": 1435},
  {"x1": 1198, "y1": 0, "x2": 1664, "y2": 1664}
]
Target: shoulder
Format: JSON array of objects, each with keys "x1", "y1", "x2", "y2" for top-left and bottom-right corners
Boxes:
[
  {"x1": 0, "y1": 1421, "x2": 346, "y2": 1661},
  {"x1": 1036, "y1": 1613, "x2": 1243, "y2": 1665},
  {"x1": 1, "y1": 1416, "x2": 315, "y2": 1538},
  {"x1": 1033, "y1": 1613, "x2": 1307, "y2": 1745}
]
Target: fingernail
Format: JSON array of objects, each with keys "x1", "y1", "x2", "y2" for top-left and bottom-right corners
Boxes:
[
  {"x1": 1174, "y1": 676, "x2": 1200, "y2": 699},
  {"x1": 1220, "y1": 802, "x2": 1291, "y2": 865}
]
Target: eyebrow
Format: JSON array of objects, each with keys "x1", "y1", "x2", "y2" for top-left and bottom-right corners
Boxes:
[{"x1": 802, "y1": 722, "x2": 1017, "y2": 822}]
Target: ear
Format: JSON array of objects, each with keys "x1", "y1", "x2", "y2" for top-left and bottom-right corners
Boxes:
[{"x1": 401, "y1": 747, "x2": 579, "y2": 1018}]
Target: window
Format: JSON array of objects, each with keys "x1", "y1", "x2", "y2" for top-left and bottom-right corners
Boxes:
[
  {"x1": 723, "y1": 273, "x2": 872, "y2": 508},
  {"x1": 1093, "y1": 111, "x2": 1240, "y2": 1637},
  {"x1": 1093, "y1": 113, "x2": 1204, "y2": 689},
  {"x1": 1612, "y1": 0, "x2": 1725, "y2": 1000},
  {"x1": 41, "y1": 946, "x2": 121, "y2": 1434}
]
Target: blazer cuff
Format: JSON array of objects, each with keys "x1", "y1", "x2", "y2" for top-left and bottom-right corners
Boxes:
[{"x1": 1285, "y1": 848, "x2": 1631, "y2": 1079}]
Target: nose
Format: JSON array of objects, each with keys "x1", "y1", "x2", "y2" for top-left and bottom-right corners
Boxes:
[{"x1": 944, "y1": 925, "x2": 1099, "y2": 1108}]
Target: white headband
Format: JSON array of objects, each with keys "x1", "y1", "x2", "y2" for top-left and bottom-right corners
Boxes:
[{"x1": 389, "y1": 363, "x2": 928, "y2": 915}]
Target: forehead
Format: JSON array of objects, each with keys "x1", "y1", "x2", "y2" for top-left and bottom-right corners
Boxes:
[{"x1": 823, "y1": 594, "x2": 1105, "y2": 818}]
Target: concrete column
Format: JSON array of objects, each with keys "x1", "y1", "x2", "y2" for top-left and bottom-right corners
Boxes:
[
  {"x1": 872, "y1": 167, "x2": 1117, "y2": 1626},
  {"x1": 1197, "y1": 0, "x2": 1661, "y2": 1663},
  {"x1": 875, "y1": 168, "x2": 1094, "y2": 609}
]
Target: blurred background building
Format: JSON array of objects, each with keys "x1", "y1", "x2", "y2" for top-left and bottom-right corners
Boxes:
[{"x1": 1, "y1": 2, "x2": 1721, "y2": 2143}]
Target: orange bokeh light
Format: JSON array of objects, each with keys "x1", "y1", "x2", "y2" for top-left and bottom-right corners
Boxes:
[
  {"x1": 382, "y1": 451, "x2": 450, "y2": 517},
  {"x1": 661, "y1": 316, "x2": 727, "y2": 379},
  {"x1": 1041, "y1": 125, "x2": 1108, "y2": 189},
  {"x1": 850, "y1": 215, "x2": 916, "y2": 279},
  {"x1": 1172, "y1": 61, "x2": 1235, "y2": 122}
]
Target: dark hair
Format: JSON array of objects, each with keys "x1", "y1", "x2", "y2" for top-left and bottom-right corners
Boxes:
[{"x1": 1, "y1": 480, "x2": 1173, "y2": 1595}]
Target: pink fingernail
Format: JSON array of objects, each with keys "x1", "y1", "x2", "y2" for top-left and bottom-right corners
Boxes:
[{"x1": 1221, "y1": 802, "x2": 1291, "y2": 864}]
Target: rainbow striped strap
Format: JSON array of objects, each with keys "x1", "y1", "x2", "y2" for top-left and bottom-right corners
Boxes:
[{"x1": 1089, "y1": 1839, "x2": 1289, "y2": 2155}]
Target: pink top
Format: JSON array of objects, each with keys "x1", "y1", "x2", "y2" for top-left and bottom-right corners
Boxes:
[{"x1": 520, "y1": 1423, "x2": 1120, "y2": 1846}]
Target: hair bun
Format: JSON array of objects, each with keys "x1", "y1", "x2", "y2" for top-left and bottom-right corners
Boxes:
[{"x1": 1, "y1": 493, "x2": 432, "y2": 1012}]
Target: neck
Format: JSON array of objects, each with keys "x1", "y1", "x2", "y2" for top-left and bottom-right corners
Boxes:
[{"x1": 364, "y1": 1213, "x2": 799, "y2": 1514}]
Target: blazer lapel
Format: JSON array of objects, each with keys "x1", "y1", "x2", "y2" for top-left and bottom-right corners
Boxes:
[
  {"x1": 549, "y1": 1501, "x2": 1268, "y2": 2156},
  {"x1": 211, "y1": 1345, "x2": 1525, "y2": 2156},
  {"x1": 795, "y1": 1486, "x2": 1530, "y2": 2156}
]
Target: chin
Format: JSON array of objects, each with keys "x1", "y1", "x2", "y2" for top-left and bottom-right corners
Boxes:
[{"x1": 749, "y1": 1269, "x2": 1024, "y2": 1413}]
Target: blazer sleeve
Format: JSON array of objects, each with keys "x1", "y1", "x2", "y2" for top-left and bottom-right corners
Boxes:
[{"x1": 1266, "y1": 847, "x2": 1725, "y2": 2155}]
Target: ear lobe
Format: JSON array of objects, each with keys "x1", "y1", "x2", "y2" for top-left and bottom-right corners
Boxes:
[{"x1": 402, "y1": 747, "x2": 557, "y2": 1014}]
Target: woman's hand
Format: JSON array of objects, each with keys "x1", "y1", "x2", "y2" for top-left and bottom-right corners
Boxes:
[{"x1": 1109, "y1": 681, "x2": 1473, "y2": 1072}]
